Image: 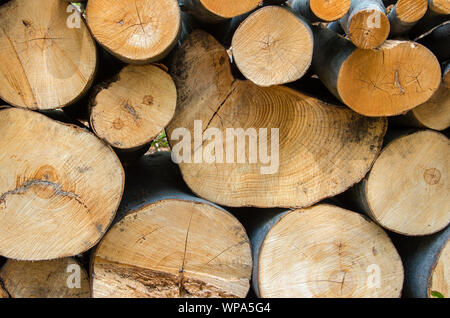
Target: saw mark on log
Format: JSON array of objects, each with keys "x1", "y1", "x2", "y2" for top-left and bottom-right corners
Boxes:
[
  {"x1": 0, "y1": 179, "x2": 89, "y2": 212},
  {"x1": 203, "y1": 240, "x2": 247, "y2": 266}
]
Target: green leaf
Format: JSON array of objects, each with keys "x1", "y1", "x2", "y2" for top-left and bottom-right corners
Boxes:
[{"x1": 431, "y1": 291, "x2": 444, "y2": 298}]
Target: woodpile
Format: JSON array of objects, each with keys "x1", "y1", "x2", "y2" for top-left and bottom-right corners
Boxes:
[{"x1": 0, "y1": 0, "x2": 448, "y2": 298}]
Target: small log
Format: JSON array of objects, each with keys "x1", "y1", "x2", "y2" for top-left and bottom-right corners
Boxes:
[
  {"x1": 392, "y1": 79, "x2": 450, "y2": 131},
  {"x1": 0, "y1": 258, "x2": 90, "y2": 298},
  {"x1": 0, "y1": 107, "x2": 124, "y2": 260},
  {"x1": 288, "y1": 0, "x2": 351, "y2": 22},
  {"x1": 180, "y1": 0, "x2": 261, "y2": 23},
  {"x1": 166, "y1": 30, "x2": 387, "y2": 208},
  {"x1": 86, "y1": 0, "x2": 181, "y2": 63},
  {"x1": 347, "y1": 130, "x2": 449, "y2": 236},
  {"x1": 428, "y1": 0, "x2": 450, "y2": 15},
  {"x1": 339, "y1": 0, "x2": 390, "y2": 49},
  {"x1": 89, "y1": 64, "x2": 177, "y2": 150},
  {"x1": 0, "y1": 0, "x2": 97, "y2": 109},
  {"x1": 312, "y1": 26, "x2": 441, "y2": 116},
  {"x1": 416, "y1": 21, "x2": 450, "y2": 62},
  {"x1": 247, "y1": 204, "x2": 403, "y2": 297},
  {"x1": 394, "y1": 226, "x2": 449, "y2": 298},
  {"x1": 231, "y1": 6, "x2": 313, "y2": 86},
  {"x1": 91, "y1": 152, "x2": 252, "y2": 298},
  {"x1": 387, "y1": 0, "x2": 428, "y2": 36}
]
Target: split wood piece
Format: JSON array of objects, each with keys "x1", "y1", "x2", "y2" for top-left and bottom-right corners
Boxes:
[
  {"x1": 86, "y1": 0, "x2": 181, "y2": 64},
  {"x1": 396, "y1": 225, "x2": 449, "y2": 298},
  {"x1": 249, "y1": 204, "x2": 404, "y2": 297},
  {"x1": 180, "y1": 0, "x2": 261, "y2": 23},
  {"x1": 166, "y1": 30, "x2": 387, "y2": 208},
  {"x1": 392, "y1": 80, "x2": 450, "y2": 131},
  {"x1": 91, "y1": 152, "x2": 252, "y2": 298},
  {"x1": 349, "y1": 130, "x2": 449, "y2": 236},
  {"x1": 428, "y1": 0, "x2": 450, "y2": 14},
  {"x1": 0, "y1": 258, "x2": 90, "y2": 298},
  {"x1": 312, "y1": 26, "x2": 442, "y2": 116},
  {"x1": 231, "y1": 6, "x2": 313, "y2": 87},
  {"x1": 416, "y1": 21, "x2": 450, "y2": 62},
  {"x1": 288, "y1": 0, "x2": 351, "y2": 22},
  {"x1": 90, "y1": 64, "x2": 177, "y2": 150},
  {"x1": 0, "y1": 0, "x2": 97, "y2": 110},
  {"x1": 388, "y1": 0, "x2": 428, "y2": 36},
  {"x1": 0, "y1": 107, "x2": 124, "y2": 260},
  {"x1": 339, "y1": 0, "x2": 390, "y2": 49}
]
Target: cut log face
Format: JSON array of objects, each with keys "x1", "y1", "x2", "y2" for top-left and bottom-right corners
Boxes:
[
  {"x1": 91, "y1": 200, "x2": 252, "y2": 298},
  {"x1": 388, "y1": 0, "x2": 428, "y2": 36},
  {"x1": 0, "y1": 108, "x2": 124, "y2": 260},
  {"x1": 340, "y1": 0, "x2": 390, "y2": 49},
  {"x1": 90, "y1": 64, "x2": 177, "y2": 150},
  {"x1": 86, "y1": 0, "x2": 180, "y2": 64},
  {"x1": 289, "y1": 0, "x2": 351, "y2": 22},
  {"x1": 430, "y1": 239, "x2": 449, "y2": 297},
  {"x1": 407, "y1": 83, "x2": 450, "y2": 131},
  {"x1": 337, "y1": 41, "x2": 441, "y2": 116},
  {"x1": 0, "y1": 258, "x2": 90, "y2": 298},
  {"x1": 182, "y1": 0, "x2": 261, "y2": 22},
  {"x1": 231, "y1": 6, "x2": 313, "y2": 86},
  {"x1": 254, "y1": 204, "x2": 404, "y2": 298},
  {"x1": 364, "y1": 131, "x2": 449, "y2": 236},
  {"x1": 167, "y1": 30, "x2": 387, "y2": 208},
  {"x1": 0, "y1": 0, "x2": 97, "y2": 109},
  {"x1": 428, "y1": 0, "x2": 450, "y2": 14}
]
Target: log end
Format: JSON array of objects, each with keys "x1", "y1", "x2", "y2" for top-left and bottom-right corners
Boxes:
[
  {"x1": 310, "y1": 0, "x2": 351, "y2": 22},
  {"x1": 347, "y1": 9, "x2": 390, "y2": 49},
  {"x1": 232, "y1": 6, "x2": 313, "y2": 86}
]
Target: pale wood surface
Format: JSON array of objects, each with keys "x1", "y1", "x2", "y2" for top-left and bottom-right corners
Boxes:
[
  {"x1": 0, "y1": 0, "x2": 97, "y2": 109},
  {"x1": 86, "y1": 0, "x2": 181, "y2": 63},
  {"x1": 0, "y1": 107, "x2": 124, "y2": 260},
  {"x1": 231, "y1": 6, "x2": 313, "y2": 86},
  {"x1": 90, "y1": 64, "x2": 177, "y2": 150},
  {"x1": 255, "y1": 204, "x2": 404, "y2": 298},
  {"x1": 91, "y1": 199, "x2": 252, "y2": 298},
  {"x1": 167, "y1": 30, "x2": 387, "y2": 208},
  {"x1": 430, "y1": 239, "x2": 449, "y2": 297},
  {"x1": 365, "y1": 130, "x2": 449, "y2": 235}
]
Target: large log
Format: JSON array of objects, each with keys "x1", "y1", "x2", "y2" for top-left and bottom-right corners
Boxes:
[
  {"x1": 0, "y1": 0, "x2": 97, "y2": 110},
  {"x1": 347, "y1": 130, "x2": 449, "y2": 236},
  {"x1": 387, "y1": 0, "x2": 428, "y2": 36},
  {"x1": 312, "y1": 26, "x2": 442, "y2": 116},
  {"x1": 246, "y1": 204, "x2": 404, "y2": 297},
  {"x1": 166, "y1": 30, "x2": 387, "y2": 208},
  {"x1": 89, "y1": 64, "x2": 177, "y2": 150},
  {"x1": 394, "y1": 225, "x2": 449, "y2": 298},
  {"x1": 0, "y1": 107, "x2": 124, "y2": 260},
  {"x1": 91, "y1": 152, "x2": 252, "y2": 298},
  {"x1": 0, "y1": 258, "x2": 90, "y2": 298},
  {"x1": 231, "y1": 6, "x2": 313, "y2": 86},
  {"x1": 180, "y1": 0, "x2": 261, "y2": 23},
  {"x1": 288, "y1": 0, "x2": 351, "y2": 22},
  {"x1": 86, "y1": 0, "x2": 181, "y2": 64},
  {"x1": 339, "y1": 0, "x2": 390, "y2": 49}
]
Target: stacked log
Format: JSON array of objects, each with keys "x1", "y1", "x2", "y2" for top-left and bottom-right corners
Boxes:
[
  {"x1": 0, "y1": 258, "x2": 90, "y2": 298},
  {"x1": 347, "y1": 130, "x2": 449, "y2": 236},
  {"x1": 245, "y1": 204, "x2": 404, "y2": 297},
  {"x1": 91, "y1": 152, "x2": 252, "y2": 298},
  {"x1": 89, "y1": 64, "x2": 177, "y2": 150},
  {"x1": 166, "y1": 30, "x2": 387, "y2": 208},
  {"x1": 0, "y1": 107, "x2": 124, "y2": 260},
  {"x1": 0, "y1": 0, "x2": 97, "y2": 109}
]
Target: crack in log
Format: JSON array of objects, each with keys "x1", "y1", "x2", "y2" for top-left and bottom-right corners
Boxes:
[
  {"x1": 394, "y1": 69, "x2": 405, "y2": 94},
  {"x1": 0, "y1": 179, "x2": 89, "y2": 212},
  {"x1": 178, "y1": 211, "x2": 194, "y2": 297}
]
